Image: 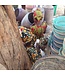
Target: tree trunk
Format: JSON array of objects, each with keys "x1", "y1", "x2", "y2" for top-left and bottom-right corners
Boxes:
[{"x1": 0, "y1": 5, "x2": 32, "y2": 70}]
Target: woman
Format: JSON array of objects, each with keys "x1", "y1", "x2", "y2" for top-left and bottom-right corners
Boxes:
[{"x1": 21, "y1": 8, "x2": 44, "y2": 28}]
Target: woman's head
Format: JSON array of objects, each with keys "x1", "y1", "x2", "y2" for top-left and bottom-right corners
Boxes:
[{"x1": 33, "y1": 8, "x2": 43, "y2": 25}]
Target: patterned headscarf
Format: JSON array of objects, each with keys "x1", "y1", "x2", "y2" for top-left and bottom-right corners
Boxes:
[{"x1": 33, "y1": 8, "x2": 43, "y2": 21}]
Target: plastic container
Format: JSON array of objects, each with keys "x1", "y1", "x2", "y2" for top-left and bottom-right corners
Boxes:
[
  {"x1": 53, "y1": 34, "x2": 63, "y2": 44},
  {"x1": 15, "y1": 8, "x2": 27, "y2": 21},
  {"x1": 51, "y1": 44, "x2": 59, "y2": 54},
  {"x1": 53, "y1": 5, "x2": 57, "y2": 15},
  {"x1": 44, "y1": 5, "x2": 54, "y2": 25},
  {"x1": 63, "y1": 38, "x2": 65, "y2": 54},
  {"x1": 54, "y1": 32, "x2": 65, "y2": 40},
  {"x1": 53, "y1": 16, "x2": 65, "y2": 30},
  {"x1": 50, "y1": 16, "x2": 65, "y2": 54},
  {"x1": 53, "y1": 27, "x2": 65, "y2": 35},
  {"x1": 59, "y1": 47, "x2": 63, "y2": 55},
  {"x1": 59, "y1": 47, "x2": 65, "y2": 57}
]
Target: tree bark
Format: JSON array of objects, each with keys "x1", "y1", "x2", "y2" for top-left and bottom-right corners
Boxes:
[{"x1": 0, "y1": 5, "x2": 32, "y2": 70}]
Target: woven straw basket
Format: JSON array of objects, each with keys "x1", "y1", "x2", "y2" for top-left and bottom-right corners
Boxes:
[{"x1": 31, "y1": 55, "x2": 65, "y2": 70}]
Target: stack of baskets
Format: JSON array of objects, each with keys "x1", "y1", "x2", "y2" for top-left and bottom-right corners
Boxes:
[{"x1": 51, "y1": 16, "x2": 65, "y2": 54}]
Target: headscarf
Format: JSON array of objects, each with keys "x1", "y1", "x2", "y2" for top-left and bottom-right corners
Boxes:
[{"x1": 33, "y1": 8, "x2": 43, "y2": 21}]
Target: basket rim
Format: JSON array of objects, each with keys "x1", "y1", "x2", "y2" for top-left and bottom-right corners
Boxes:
[{"x1": 31, "y1": 55, "x2": 65, "y2": 70}]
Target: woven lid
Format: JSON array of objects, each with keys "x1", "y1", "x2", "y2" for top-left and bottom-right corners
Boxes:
[{"x1": 31, "y1": 55, "x2": 65, "y2": 70}]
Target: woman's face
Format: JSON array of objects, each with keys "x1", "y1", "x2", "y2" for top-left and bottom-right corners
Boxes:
[{"x1": 34, "y1": 17, "x2": 42, "y2": 25}]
